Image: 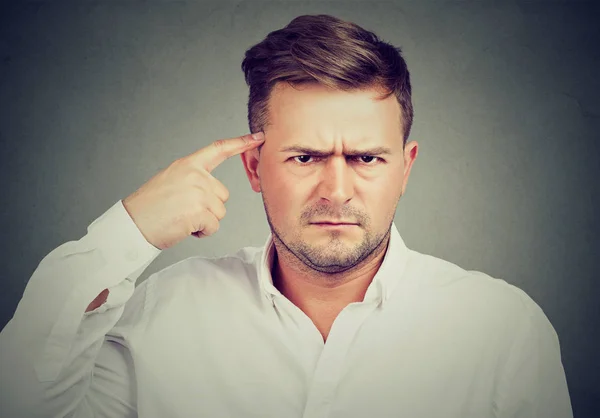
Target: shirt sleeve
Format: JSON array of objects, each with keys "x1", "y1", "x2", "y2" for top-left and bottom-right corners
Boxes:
[
  {"x1": 0, "y1": 200, "x2": 161, "y2": 418},
  {"x1": 493, "y1": 288, "x2": 573, "y2": 418}
]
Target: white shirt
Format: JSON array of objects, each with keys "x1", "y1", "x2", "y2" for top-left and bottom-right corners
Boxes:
[{"x1": 0, "y1": 200, "x2": 573, "y2": 418}]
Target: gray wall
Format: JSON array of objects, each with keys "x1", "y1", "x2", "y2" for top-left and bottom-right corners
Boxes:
[{"x1": 1, "y1": 1, "x2": 598, "y2": 417}]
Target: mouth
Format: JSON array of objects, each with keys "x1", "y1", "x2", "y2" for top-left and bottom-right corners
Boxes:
[
  {"x1": 310, "y1": 222, "x2": 359, "y2": 227},
  {"x1": 312, "y1": 222, "x2": 355, "y2": 225}
]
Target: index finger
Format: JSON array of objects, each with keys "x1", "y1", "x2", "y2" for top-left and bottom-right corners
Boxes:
[{"x1": 193, "y1": 132, "x2": 265, "y2": 173}]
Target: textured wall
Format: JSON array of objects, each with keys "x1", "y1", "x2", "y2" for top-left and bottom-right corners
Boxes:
[{"x1": 1, "y1": 1, "x2": 598, "y2": 416}]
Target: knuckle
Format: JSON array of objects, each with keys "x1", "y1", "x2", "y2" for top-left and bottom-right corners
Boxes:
[
  {"x1": 212, "y1": 139, "x2": 228, "y2": 150},
  {"x1": 172, "y1": 156, "x2": 189, "y2": 170},
  {"x1": 173, "y1": 158, "x2": 197, "y2": 180},
  {"x1": 173, "y1": 207, "x2": 188, "y2": 224},
  {"x1": 186, "y1": 169, "x2": 202, "y2": 184},
  {"x1": 202, "y1": 214, "x2": 220, "y2": 236},
  {"x1": 216, "y1": 203, "x2": 226, "y2": 220},
  {"x1": 190, "y1": 184, "x2": 201, "y2": 198},
  {"x1": 210, "y1": 177, "x2": 229, "y2": 202}
]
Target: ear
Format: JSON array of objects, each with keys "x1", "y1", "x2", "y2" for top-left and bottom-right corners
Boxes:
[
  {"x1": 401, "y1": 140, "x2": 419, "y2": 194},
  {"x1": 240, "y1": 146, "x2": 261, "y2": 193}
]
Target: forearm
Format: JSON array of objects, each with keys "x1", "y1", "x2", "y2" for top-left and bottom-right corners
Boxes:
[{"x1": 0, "y1": 200, "x2": 160, "y2": 417}]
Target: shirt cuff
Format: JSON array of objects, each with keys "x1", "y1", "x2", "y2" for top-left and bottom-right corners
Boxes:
[
  {"x1": 35, "y1": 200, "x2": 161, "y2": 382},
  {"x1": 84, "y1": 199, "x2": 161, "y2": 269}
]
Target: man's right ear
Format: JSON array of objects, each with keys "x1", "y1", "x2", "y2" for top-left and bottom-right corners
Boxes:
[{"x1": 240, "y1": 147, "x2": 261, "y2": 193}]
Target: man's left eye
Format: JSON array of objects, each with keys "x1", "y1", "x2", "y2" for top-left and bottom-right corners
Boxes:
[
  {"x1": 353, "y1": 156, "x2": 380, "y2": 164},
  {"x1": 357, "y1": 156, "x2": 376, "y2": 163}
]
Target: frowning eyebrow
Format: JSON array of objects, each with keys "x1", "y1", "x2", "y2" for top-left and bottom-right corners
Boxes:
[{"x1": 279, "y1": 145, "x2": 393, "y2": 157}]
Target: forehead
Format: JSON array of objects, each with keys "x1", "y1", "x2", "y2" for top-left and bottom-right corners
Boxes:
[{"x1": 266, "y1": 83, "x2": 403, "y2": 149}]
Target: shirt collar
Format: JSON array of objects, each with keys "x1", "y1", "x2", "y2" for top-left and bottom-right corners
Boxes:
[{"x1": 257, "y1": 222, "x2": 409, "y2": 307}]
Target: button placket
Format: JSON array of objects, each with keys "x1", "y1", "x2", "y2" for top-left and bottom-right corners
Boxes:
[{"x1": 301, "y1": 302, "x2": 378, "y2": 418}]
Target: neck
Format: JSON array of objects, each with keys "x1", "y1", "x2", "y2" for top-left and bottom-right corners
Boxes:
[{"x1": 270, "y1": 231, "x2": 390, "y2": 311}]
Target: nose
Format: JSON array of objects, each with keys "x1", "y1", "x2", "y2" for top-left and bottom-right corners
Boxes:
[{"x1": 317, "y1": 156, "x2": 354, "y2": 205}]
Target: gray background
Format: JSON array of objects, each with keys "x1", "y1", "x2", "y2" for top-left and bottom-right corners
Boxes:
[{"x1": 1, "y1": 1, "x2": 598, "y2": 417}]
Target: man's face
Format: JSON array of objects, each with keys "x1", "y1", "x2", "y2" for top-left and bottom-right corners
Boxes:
[{"x1": 242, "y1": 82, "x2": 417, "y2": 274}]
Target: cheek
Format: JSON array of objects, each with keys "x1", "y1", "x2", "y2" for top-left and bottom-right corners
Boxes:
[
  {"x1": 262, "y1": 166, "x2": 290, "y2": 196},
  {"x1": 262, "y1": 160, "x2": 311, "y2": 195},
  {"x1": 359, "y1": 176, "x2": 402, "y2": 211},
  {"x1": 261, "y1": 165, "x2": 302, "y2": 216}
]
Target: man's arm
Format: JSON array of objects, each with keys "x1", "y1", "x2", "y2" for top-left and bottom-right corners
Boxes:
[
  {"x1": 493, "y1": 289, "x2": 573, "y2": 418},
  {"x1": 0, "y1": 131, "x2": 265, "y2": 417},
  {"x1": 0, "y1": 200, "x2": 161, "y2": 417}
]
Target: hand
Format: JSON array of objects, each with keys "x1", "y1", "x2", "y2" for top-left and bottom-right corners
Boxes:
[{"x1": 122, "y1": 132, "x2": 265, "y2": 250}]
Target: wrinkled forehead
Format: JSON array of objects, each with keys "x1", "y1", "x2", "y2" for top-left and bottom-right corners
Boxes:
[{"x1": 266, "y1": 83, "x2": 404, "y2": 150}]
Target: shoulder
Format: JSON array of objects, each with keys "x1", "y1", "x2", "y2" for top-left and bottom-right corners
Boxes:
[
  {"x1": 112, "y1": 244, "x2": 266, "y2": 342},
  {"x1": 154, "y1": 244, "x2": 262, "y2": 280},
  {"x1": 142, "y1": 244, "x2": 265, "y2": 305},
  {"x1": 405, "y1": 249, "x2": 549, "y2": 332}
]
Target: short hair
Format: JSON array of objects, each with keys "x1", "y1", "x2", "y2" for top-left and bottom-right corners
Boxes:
[{"x1": 241, "y1": 14, "x2": 414, "y2": 146}]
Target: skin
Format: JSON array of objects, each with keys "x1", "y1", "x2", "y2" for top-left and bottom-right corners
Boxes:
[{"x1": 241, "y1": 82, "x2": 418, "y2": 340}]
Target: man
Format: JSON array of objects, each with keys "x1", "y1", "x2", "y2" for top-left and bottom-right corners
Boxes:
[{"x1": 0, "y1": 14, "x2": 572, "y2": 418}]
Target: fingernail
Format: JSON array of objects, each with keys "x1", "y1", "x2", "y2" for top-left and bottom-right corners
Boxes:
[{"x1": 251, "y1": 132, "x2": 265, "y2": 141}]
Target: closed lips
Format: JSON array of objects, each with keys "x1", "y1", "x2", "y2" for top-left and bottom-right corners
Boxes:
[{"x1": 312, "y1": 222, "x2": 357, "y2": 225}]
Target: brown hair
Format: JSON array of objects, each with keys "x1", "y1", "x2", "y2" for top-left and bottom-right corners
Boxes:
[{"x1": 241, "y1": 14, "x2": 414, "y2": 146}]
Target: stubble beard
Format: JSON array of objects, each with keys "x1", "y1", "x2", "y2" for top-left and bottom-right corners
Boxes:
[{"x1": 262, "y1": 199, "x2": 393, "y2": 275}]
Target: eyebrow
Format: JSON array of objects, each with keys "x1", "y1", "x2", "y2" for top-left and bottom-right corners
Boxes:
[{"x1": 279, "y1": 145, "x2": 393, "y2": 157}]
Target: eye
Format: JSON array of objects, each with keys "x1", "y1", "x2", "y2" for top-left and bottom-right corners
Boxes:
[
  {"x1": 290, "y1": 155, "x2": 383, "y2": 165},
  {"x1": 292, "y1": 155, "x2": 320, "y2": 164},
  {"x1": 355, "y1": 155, "x2": 377, "y2": 164},
  {"x1": 351, "y1": 155, "x2": 382, "y2": 165}
]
